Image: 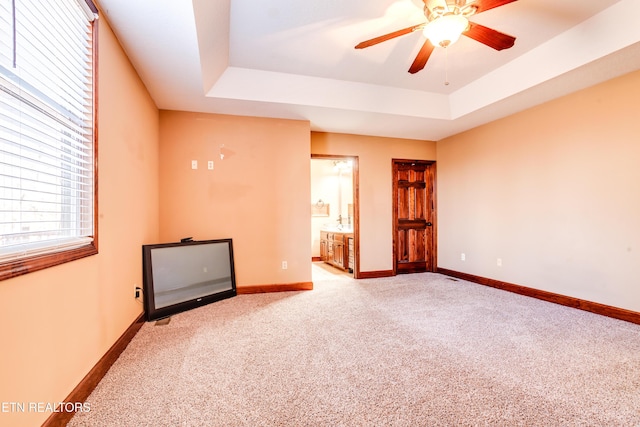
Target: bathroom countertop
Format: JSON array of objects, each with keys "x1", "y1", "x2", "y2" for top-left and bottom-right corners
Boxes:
[{"x1": 320, "y1": 226, "x2": 353, "y2": 233}]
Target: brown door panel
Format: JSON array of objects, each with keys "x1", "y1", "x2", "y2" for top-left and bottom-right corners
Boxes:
[{"x1": 393, "y1": 160, "x2": 435, "y2": 274}]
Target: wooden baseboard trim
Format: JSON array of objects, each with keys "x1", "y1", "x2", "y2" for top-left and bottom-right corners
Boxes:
[
  {"x1": 42, "y1": 313, "x2": 145, "y2": 427},
  {"x1": 437, "y1": 268, "x2": 640, "y2": 326},
  {"x1": 237, "y1": 281, "x2": 313, "y2": 294},
  {"x1": 311, "y1": 256, "x2": 322, "y2": 262},
  {"x1": 358, "y1": 270, "x2": 394, "y2": 279}
]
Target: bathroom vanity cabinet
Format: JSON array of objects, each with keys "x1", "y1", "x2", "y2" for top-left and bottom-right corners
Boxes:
[{"x1": 320, "y1": 230, "x2": 353, "y2": 272}]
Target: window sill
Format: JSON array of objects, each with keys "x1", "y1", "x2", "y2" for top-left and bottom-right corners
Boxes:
[{"x1": 0, "y1": 244, "x2": 98, "y2": 282}]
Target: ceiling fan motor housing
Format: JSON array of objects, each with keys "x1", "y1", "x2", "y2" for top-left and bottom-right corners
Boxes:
[{"x1": 424, "y1": 0, "x2": 478, "y2": 22}]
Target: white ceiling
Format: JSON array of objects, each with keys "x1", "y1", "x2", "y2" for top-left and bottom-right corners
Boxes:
[{"x1": 97, "y1": 0, "x2": 640, "y2": 141}]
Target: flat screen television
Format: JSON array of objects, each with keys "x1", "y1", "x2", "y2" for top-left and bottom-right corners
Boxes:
[{"x1": 142, "y1": 238, "x2": 237, "y2": 321}]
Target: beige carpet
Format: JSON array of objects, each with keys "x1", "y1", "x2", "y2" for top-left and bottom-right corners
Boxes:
[{"x1": 69, "y1": 263, "x2": 640, "y2": 426}]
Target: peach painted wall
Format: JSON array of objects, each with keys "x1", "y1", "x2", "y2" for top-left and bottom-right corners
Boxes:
[
  {"x1": 158, "y1": 111, "x2": 312, "y2": 288},
  {"x1": 437, "y1": 70, "x2": 640, "y2": 312},
  {"x1": 311, "y1": 133, "x2": 436, "y2": 273},
  {"x1": 0, "y1": 17, "x2": 159, "y2": 427}
]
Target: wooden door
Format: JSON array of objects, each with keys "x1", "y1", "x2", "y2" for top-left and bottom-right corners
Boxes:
[{"x1": 393, "y1": 160, "x2": 435, "y2": 274}]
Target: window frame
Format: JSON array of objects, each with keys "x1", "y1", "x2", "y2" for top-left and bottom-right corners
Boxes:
[{"x1": 0, "y1": 0, "x2": 99, "y2": 281}]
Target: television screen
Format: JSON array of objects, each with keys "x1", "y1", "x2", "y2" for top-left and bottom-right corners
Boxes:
[{"x1": 142, "y1": 239, "x2": 236, "y2": 321}]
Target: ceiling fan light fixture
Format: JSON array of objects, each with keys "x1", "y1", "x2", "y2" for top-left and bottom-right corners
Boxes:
[
  {"x1": 423, "y1": 13, "x2": 468, "y2": 47},
  {"x1": 354, "y1": 0, "x2": 517, "y2": 74}
]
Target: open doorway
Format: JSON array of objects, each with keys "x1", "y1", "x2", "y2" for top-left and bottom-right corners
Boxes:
[{"x1": 310, "y1": 155, "x2": 359, "y2": 278}]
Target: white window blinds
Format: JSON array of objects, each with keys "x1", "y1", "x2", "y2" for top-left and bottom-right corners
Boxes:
[{"x1": 0, "y1": 0, "x2": 97, "y2": 263}]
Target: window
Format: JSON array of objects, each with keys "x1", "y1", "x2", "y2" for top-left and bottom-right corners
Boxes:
[{"x1": 0, "y1": 0, "x2": 98, "y2": 280}]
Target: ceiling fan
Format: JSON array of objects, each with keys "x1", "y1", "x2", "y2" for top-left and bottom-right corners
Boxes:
[{"x1": 355, "y1": 0, "x2": 517, "y2": 74}]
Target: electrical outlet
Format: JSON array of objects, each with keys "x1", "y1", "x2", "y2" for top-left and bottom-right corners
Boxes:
[
  {"x1": 207, "y1": 161, "x2": 214, "y2": 170},
  {"x1": 191, "y1": 160, "x2": 197, "y2": 169},
  {"x1": 497, "y1": 258, "x2": 502, "y2": 267},
  {"x1": 134, "y1": 285, "x2": 141, "y2": 299},
  {"x1": 282, "y1": 261, "x2": 288, "y2": 270},
  {"x1": 461, "y1": 253, "x2": 466, "y2": 261}
]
